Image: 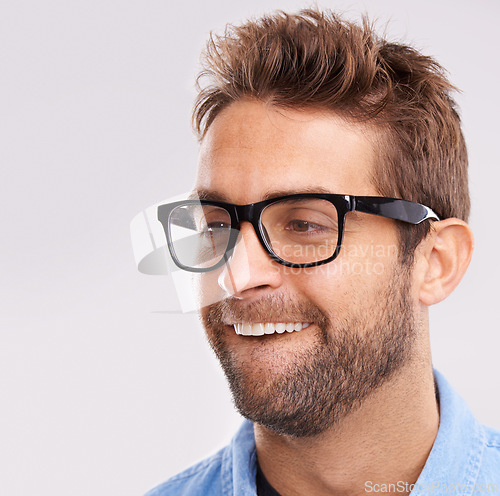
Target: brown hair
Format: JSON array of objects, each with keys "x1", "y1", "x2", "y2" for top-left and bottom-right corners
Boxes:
[{"x1": 193, "y1": 9, "x2": 470, "y2": 264}]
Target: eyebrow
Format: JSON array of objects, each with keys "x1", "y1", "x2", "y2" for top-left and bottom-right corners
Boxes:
[
  {"x1": 190, "y1": 186, "x2": 336, "y2": 203},
  {"x1": 188, "y1": 190, "x2": 228, "y2": 201}
]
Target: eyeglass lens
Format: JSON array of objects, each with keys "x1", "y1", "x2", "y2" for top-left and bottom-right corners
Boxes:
[
  {"x1": 169, "y1": 204, "x2": 233, "y2": 269},
  {"x1": 261, "y1": 198, "x2": 339, "y2": 264}
]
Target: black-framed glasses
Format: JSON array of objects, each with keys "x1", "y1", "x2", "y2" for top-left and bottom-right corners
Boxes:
[{"x1": 157, "y1": 193, "x2": 440, "y2": 272}]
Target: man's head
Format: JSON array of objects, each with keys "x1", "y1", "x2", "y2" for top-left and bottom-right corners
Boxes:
[
  {"x1": 190, "y1": 10, "x2": 473, "y2": 437},
  {"x1": 193, "y1": 9, "x2": 469, "y2": 264}
]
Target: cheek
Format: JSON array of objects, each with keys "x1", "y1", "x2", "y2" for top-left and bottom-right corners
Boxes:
[
  {"x1": 287, "y1": 246, "x2": 398, "y2": 313},
  {"x1": 340, "y1": 229, "x2": 400, "y2": 287},
  {"x1": 286, "y1": 265, "x2": 350, "y2": 317}
]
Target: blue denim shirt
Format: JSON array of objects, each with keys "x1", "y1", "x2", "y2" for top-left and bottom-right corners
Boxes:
[{"x1": 146, "y1": 370, "x2": 500, "y2": 495}]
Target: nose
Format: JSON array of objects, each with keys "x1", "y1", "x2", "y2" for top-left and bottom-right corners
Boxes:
[{"x1": 217, "y1": 222, "x2": 283, "y2": 299}]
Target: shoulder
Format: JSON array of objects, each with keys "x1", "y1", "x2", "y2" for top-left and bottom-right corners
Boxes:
[
  {"x1": 144, "y1": 448, "x2": 226, "y2": 496},
  {"x1": 144, "y1": 420, "x2": 257, "y2": 496},
  {"x1": 479, "y1": 423, "x2": 500, "y2": 480},
  {"x1": 483, "y1": 424, "x2": 500, "y2": 448}
]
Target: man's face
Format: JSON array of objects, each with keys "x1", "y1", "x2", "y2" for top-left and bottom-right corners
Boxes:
[{"x1": 195, "y1": 100, "x2": 421, "y2": 437}]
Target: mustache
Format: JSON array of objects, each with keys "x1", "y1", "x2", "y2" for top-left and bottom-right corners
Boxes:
[{"x1": 204, "y1": 293, "x2": 329, "y2": 327}]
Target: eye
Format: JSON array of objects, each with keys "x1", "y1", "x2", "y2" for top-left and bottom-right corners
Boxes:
[
  {"x1": 286, "y1": 220, "x2": 326, "y2": 233},
  {"x1": 196, "y1": 206, "x2": 231, "y2": 233},
  {"x1": 205, "y1": 221, "x2": 230, "y2": 231},
  {"x1": 200, "y1": 221, "x2": 231, "y2": 240}
]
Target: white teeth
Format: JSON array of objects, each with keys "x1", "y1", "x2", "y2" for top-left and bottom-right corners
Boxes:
[
  {"x1": 233, "y1": 322, "x2": 312, "y2": 337},
  {"x1": 240, "y1": 323, "x2": 252, "y2": 336},
  {"x1": 264, "y1": 323, "x2": 275, "y2": 335},
  {"x1": 253, "y1": 323, "x2": 265, "y2": 336}
]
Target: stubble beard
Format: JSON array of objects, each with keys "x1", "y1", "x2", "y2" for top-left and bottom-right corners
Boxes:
[{"x1": 202, "y1": 264, "x2": 418, "y2": 438}]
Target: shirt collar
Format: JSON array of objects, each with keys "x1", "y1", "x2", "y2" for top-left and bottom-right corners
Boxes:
[
  {"x1": 412, "y1": 369, "x2": 485, "y2": 494},
  {"x1": 222, "y1": 418, "x2": 257, "y2": 496}
]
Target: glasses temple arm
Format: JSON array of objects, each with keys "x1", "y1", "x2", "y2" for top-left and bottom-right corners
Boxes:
[{"x1": 353, "y1": 197, "x2": 440, "y2": 224}]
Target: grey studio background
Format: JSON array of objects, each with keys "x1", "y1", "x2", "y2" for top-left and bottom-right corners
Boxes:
[{"x1": 1, "y1": 0, "x2": 499, "y2": 495}]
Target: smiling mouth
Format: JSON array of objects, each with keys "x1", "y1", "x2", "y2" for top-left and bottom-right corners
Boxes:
[{"x1": 233, "y1": 322, "x2": 312, "y2": 336}]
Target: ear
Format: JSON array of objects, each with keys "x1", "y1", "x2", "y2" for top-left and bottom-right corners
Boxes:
[{"x1": 417, "y1": 218, "x2": 474, "y2": 306}]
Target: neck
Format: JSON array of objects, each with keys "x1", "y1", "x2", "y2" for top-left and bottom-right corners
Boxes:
[{"x1": 254, "y1": 360, "x2": 439, "y2": 496}]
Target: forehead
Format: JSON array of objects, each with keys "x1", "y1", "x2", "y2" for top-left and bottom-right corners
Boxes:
[{"x1": 195, "y1": 100, "x2": 378, "y2": 203}]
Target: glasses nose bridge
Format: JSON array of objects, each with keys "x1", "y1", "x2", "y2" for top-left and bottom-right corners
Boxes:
[
  {"x1": 231, "y1": 202, "x2": 270, "y2": 254},
  {"x1": 233, "y1": 203, "x2": 261, "y2": 231}
]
